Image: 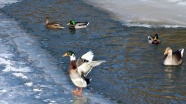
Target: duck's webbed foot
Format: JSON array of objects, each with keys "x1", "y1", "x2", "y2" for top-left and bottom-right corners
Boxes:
[{"x1": 72, "y1": 87, "x2": 79, "y2": 94}]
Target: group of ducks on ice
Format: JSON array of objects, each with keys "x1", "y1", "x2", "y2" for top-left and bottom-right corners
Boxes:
[{"x1": 46, "y1": 17, "x2": 184, "y2": 96}]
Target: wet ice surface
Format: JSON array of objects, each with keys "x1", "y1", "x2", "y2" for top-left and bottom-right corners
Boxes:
[
  {"x1": 0, "y1": 14, "x2": 69, "y2": 104},
  {"x1": 84, "y1": 0, "x2": 186, "y2": 27},
  {"x1": 0, "y1": 14, "x2": 114, "y2": 104}
]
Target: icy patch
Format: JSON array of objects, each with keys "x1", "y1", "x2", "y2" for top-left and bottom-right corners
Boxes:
[
  {"x1": 0, "y1": 54, "x2": 13, "y2": 58},
  {"x1": 0, "y1": 56, "x2": 31, "y2": 73},
  {"x1": 25, "y1": 82, "x2": 33, "y2": 87},
  {"x1": 84, "y1": 0, "x2": 186, "y2": 27},
  {"x1": 124, "y1": 23, "x2": 186, "y2": 28},
  {"x1": 34, "y1": 95, "x2": 40, "y2": 99},
  {"x1": 0, "y1": 89, "x2": 7, "y2": 93},
  {"x1": 3, "y1": 66, "x2": 31, "y2": 73},
  {"x1": 166, "y1": 0, "x2": 182, "y2": 3},
  {"x1": 0, "y1": 0, "x2": 21, "y2": 8},
  {"x1": 178, "y1": 1, "x2": 186, "y2": 5},
  {"x1": 12, "y1": 73, "x2": 28, "y2": 79},
  {"x1": 0, "y1": 100, "x2": 9, "y2": 104},
  {"x1": 33, "y1": 88, "x2": 42, "y2": 92},
  {"x1": 0, "y1": 57, "x2": 13, "y2": 66},
  {"x1": 43, "y1": 99, "x2": 56, "y2": 104}
]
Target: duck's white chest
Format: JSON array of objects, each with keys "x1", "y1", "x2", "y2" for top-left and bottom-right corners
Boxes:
[
  {"x1": 164, "y1": 58, "x2": 173, "y2": 65},
  {"x1": 69, "y1": 70, "x2": 87, "y2": 87},
  {"x1": 163, "y1": 56, "x2": 182, "y2": 65}
]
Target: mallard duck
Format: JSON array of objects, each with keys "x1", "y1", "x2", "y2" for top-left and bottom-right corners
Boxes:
[
  {"x1": 62, "y1": 51, "x2": 105, "y2": 96},
  {"x1": 148, "y1": 34, "x2": 160, "y2": 44},
  {"x1": 163, "y1": 47, "x2": 184, "y2": 65},
  {"x1": 45, "y1": 17, "x2": 64, "y2": 29},
  {"x1": 67, "y1": 20, "x2": 89, "y2": 29}
]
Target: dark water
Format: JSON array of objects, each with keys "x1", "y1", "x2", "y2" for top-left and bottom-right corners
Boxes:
[{"x1": 1, "y1": 0, "x2": 186, "y2": 103}]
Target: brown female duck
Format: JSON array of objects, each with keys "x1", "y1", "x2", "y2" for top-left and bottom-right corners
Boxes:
[{"x1": 45, "y1": 17, "x2": 64, "y2": 29}]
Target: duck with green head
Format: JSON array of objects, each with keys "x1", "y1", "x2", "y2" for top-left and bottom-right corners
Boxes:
[
  {"x1": 148, "y1": 34, "x2": 160, "y2": 44},
  {"x1": 62, "y1": 50, "x2": 105, "y2": 96},
  {"x1": 67, "y1": 20, "x2": 89, "y2": 29}
]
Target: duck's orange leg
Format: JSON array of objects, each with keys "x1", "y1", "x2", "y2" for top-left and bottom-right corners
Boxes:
[
  {"x1": 76, "y1": 87, "x2": 82, "y2": 96},
  {"x1": 72, "y1": 87, "x2": 79, "y2": 94}
]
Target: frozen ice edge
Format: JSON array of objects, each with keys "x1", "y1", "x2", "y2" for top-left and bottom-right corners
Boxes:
[{"x1": 83, "y1": 0, "x2": 186, "y2": 28}]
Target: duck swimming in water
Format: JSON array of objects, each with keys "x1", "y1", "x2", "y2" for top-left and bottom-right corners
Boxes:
[
  {"x1": 163, "y1": 47, "x2": 184, "y2": 66},
  {"x1": 67, "y1": 20, "x2": 89, "y2": 29},
  {"x1": 62, "y1": 50, "x2": 105, "y2": 96},
  {"x1": 148, "y1": 34, "x2": 160, "y2": 44},
  {"x1": 45, "y1": 17, "x2": 64, "y2": 29}
]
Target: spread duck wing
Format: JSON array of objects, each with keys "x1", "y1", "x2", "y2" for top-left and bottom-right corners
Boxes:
[
  {"x1": 76, "y1": 51, "x2": 94, "y2": 67},
  {"x1": 77, "y1": 60, "x2": 105, "y2": 77}
]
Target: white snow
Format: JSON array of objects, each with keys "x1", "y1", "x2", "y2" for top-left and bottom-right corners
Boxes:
[
  {"x1": 24, "y1": 82, "x2": 33, "y2": 87},
  {"x1": 12, "y1": 73, "x2": 28, "y2": 79}
]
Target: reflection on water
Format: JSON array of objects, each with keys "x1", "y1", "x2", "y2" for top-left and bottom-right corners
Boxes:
[
  {"x1": 72, "y1": 96, "x2": 88, "y2": 104},
  {"x1": 164, "y1": 66, "x2": 185, "y2": 88},
  {"x1": 164, "y1": 67, "x2": 175, "y2": 82},
  {"x1": 69, "y1": 29, "x2": 76, "y2": 35}
]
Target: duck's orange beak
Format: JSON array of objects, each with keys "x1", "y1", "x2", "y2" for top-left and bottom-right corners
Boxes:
[
  {"x1": 63, "y1": 53, "x2": 68, "y2": 57},
  {"x1": 67, "y1": 22, "x2": 70, "y2": 25}
]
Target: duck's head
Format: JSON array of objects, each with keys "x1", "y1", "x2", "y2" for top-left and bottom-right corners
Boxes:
[
  {"x1": 67, "y1": 20, "x2": 76, "y2": 26},
  {"x1": 164, "y1": 47, "x2": 172, "y2": 55},
  {"x1": 63, "y1": 51, "x2": 74, "y2": 57},
  {"x1": 63, "y1": 51, "x2": 76, "y2": 60},
  {"x1": 153, "y1": 34, "x2": 159, "y2": 41}
]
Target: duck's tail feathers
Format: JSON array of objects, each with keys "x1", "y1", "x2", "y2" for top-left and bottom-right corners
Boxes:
[
  {"x1": 81, "y1": 51, "x2": 94, "y2": 62},
  {"x1": 82, "y1": 75, "x2": 92, "y2": 85},
  {"x1": 87, "y1": 22, "x2": 89, "y2": 26},
  {"x1": 179, "y1": 48, "x2": 184, "y2": 57}
]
